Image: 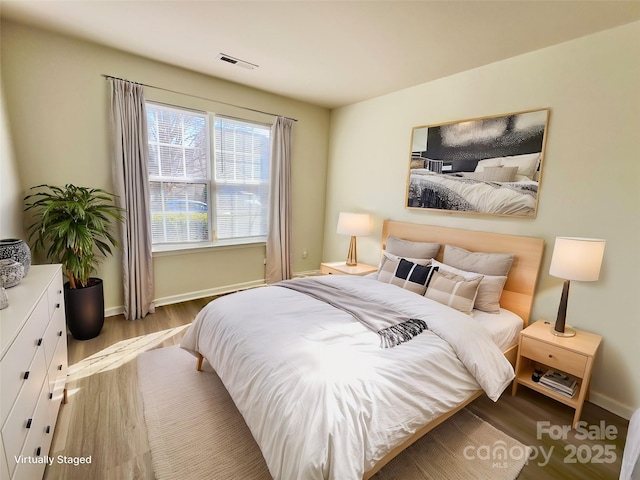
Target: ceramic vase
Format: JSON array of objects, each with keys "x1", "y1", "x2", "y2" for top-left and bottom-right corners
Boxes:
[
  {"x1": 0, "y1": 259, "x2": 24, "y2": 288},
  {"x1": 0, "y1": 287, "x2": 8, "y2": 310},
  {"x1": 0, "y1": 239, "x2": 31, "y2": 277}
]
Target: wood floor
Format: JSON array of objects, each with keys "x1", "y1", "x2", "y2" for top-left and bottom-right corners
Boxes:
[{"x1": 44, "y1": 298, "x2": 629, "y2": 480}]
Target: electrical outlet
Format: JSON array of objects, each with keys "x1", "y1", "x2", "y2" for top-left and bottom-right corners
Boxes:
[{"x1": 302, "y1": 250, "x2": 308, "y2": 259}]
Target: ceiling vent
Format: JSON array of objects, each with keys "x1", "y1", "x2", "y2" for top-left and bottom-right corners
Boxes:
[{"x1": 218, "y1": 53, "x2": 258, "y2": 70}]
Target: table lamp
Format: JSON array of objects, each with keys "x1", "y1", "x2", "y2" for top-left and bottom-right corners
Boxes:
[
  {"x1": 336, "y1": 212, "x2": 371, "y2": 266},
  {"x1": 549, "y1": 237, "x2": 605, "y2": 337}
]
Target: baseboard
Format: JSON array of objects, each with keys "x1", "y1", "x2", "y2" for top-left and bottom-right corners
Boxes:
[
  {"x1": 105, "y1": 279, "x2": 266, "y2": 318},
  {"x1": 153, "y1": 279, "x2": 266, "y2": 307},
  {"x1": 105, "y1": 305, "x2": 125, "y2": 318},
  {"x1": 589, "y1": 390, "x2": 636, "y2": 420}
]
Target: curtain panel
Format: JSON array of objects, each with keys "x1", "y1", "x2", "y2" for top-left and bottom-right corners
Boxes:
[
  {"x1": 266, "y1": 117, "x2": 294, "y2": 283},
  {"x1": 109, "y1": 79, "x2": 155, "y2": 319}
]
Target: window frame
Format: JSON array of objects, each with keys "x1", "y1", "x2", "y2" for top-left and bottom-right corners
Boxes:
[
  {"x1": 211, "y1": 114, "x2": 272, "y2": 245},
  {"x1": 145, "y1": 102, "x2": 271, "y2": 253}
]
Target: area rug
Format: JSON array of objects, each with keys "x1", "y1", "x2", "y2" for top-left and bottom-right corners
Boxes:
[{"x1": 138, "y1": 346, "x2": 529, "y2": 479}]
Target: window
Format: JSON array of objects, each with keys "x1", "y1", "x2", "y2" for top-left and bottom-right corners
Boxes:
[
  {"x1": 214, "y1": 117, "x2": 271, "y2": 240},
  {"x1": 146, "y1": 103, "x2": 270, "y2": 247}
]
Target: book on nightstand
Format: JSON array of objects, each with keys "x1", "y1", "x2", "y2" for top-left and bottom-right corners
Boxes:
[{"x1": 539, "y1": 370, "x2": 578, "y2": 398}]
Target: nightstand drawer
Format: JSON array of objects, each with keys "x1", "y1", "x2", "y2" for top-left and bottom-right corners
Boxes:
[{"x1": 520, "y1": 336, "x2": 588, "y2": 377}]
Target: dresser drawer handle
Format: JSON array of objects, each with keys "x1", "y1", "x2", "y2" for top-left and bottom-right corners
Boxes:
[
  {"x1": 26, "y1": 418, "x2": 32, "y2": 429},
  {"x1": 37, "y1": 338, "x2": 43, "y2": 346},
  {"x1": 49, "y1": 393, "x2": 53, "y2": 400},
  {"x1": 56, "y1": 303, "x2": 61, "y2": 308},
  {"x1": 46, "y1": 425, "x2": 51, "y2": 434},
  {"x1": 58, "y1": 330, "x2": 63, "y2": 337},
  {"x1": 58, "y1": 364, "x2": 63, "y2": 371},
  {"x1": 548, "y1": 354, "x2": 553, "y2": 358},
  {"x1": 23, "y1": 371, "x2": 30, "y2": 380},
  {"x1": 36, "y1": 447, "x2": 41, "y2": 456},
  {"x1": 58, "y1": 290, "x2": 62, "y2": 294}
]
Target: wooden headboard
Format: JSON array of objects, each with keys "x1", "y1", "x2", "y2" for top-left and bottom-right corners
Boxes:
[{"x1": 382, "y1": 220, "x2": 544, "y2": 325}]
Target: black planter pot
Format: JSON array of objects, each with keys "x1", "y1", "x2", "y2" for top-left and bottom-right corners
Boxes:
[{"x1": 64, "y1": 278, "x2": 105, "y2": 340}]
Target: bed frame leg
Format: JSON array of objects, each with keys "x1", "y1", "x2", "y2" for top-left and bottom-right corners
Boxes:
[{"x1": 196, "y1": 353, "x2": 204, "y2": 372}]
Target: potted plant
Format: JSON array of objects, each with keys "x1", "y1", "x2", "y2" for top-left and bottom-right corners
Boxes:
[{"x1": 25, "y1": 184, "x2": 124, "y2": 340}]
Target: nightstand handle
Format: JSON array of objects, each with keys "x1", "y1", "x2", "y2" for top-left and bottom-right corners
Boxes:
[{"x1": 548, "y1": 354, "x2": 553, "y2": 358}]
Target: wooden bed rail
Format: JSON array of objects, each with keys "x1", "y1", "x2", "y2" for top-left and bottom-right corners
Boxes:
[{"x1": 196, "y1": 353, "x2": 204, "y2": 372}]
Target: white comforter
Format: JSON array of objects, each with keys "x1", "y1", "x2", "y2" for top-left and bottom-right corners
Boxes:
[{"x1": 181, "y1": 275, "x2": 514, "y2": 479}]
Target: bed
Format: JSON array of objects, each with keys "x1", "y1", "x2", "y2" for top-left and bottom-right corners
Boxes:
[
  {"x1": 181, "y1": 221, "x2": 544, "y2": 479},
  {"x1": 406, "y1": 152, "x2": 541, "y2": 216},
  {"x1": 407, "y1": 168, "x2": 538, "y2": 215}
]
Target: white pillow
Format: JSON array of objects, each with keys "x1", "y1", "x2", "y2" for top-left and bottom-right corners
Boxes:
[
  {"x1": 474, "y1": 157, "x2": 503, "y2": 173},
  {"x1": 498, "y1": 153, "x2": 540, "y2": 180},
  {"x1": 514, "y1": 174, "x2": 533, "y2": 183}
]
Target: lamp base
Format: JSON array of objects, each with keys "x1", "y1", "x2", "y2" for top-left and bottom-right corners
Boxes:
[
  {"x1": 345, "y1": 236, "x2": 358, "y2": 266},
  {"x1": 550, "y1": 325, "x2": 576, "y2": 337},
  {"x1": 552, "y1": 279, "x2": 575, "y2": 337}
]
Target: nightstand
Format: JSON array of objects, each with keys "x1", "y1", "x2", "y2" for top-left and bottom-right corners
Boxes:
[
  {"x1": 320, "y1": 261, "x2": 377, "y2": 276},
  {"x1": 512, "y1": 319, "x2": 602, "y2": 428}
]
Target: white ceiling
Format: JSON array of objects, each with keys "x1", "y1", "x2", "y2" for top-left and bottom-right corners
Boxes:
[{"x1": 2, "y1": 1, "x2": 639, "y2": 109}]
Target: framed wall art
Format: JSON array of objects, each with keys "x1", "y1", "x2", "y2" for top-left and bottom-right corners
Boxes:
[{"x1": 406, "y1": 108, "x2": 550, "y2": 218}]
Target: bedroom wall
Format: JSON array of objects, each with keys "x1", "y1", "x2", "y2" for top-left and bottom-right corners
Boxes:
[
  {"x1": 0, "y1": 79, "x2": 24, "y2": 239},
  {"x1": 0, "y1": 20, "x2": 330, "y2": 313},
  {"x1": 324, "y1": 22, "x2": 640, "y2": 419}
]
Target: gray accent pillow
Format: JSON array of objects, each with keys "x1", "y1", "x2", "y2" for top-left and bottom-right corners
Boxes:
[
  {"x1": 385, "y1": 235, "x2": 440, "y2": 260},
  {"x1": 443, "y1": 245, "x2": 515, "y2": 277}
]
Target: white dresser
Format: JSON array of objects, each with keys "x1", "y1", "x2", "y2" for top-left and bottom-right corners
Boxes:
[{"x1": 1, "y1": 264, "x2": 68, "y2": 480}]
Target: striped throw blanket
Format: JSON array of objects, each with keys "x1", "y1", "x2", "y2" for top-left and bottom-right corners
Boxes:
[{"x1": 275, "y1": 277, "x2": 428, "y2": 348}]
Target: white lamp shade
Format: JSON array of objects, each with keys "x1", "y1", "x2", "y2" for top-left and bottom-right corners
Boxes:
[
  {"x1": 549, "y1": 237, "x2": 606, "y2": 281},
  {"x1": 336, "y1": 212, "x2": 371, "y2": 237}
]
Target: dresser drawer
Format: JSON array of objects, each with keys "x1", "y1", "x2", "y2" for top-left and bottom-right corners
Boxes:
[
  {"x1": 1, "y1": 443, "x2": 10, "y2": 480},
  {"x1": 46, "y1": 277, "x2": 64, "y2": 320},
  {"x1": 47, "y1": 336, "x2": 67, "y2": 398},
  {"x1": 10, "y1": 383, "x2": 52, "y2": 480},
  {"x1": 1, "y1": 348, "x2": 47, "y2": 477},
  {"x1": 47, "y1": 385, "x2": 64, "y2": 442},
  {"x1": 520, "y1": 336, "x2": 588, "y2": 377},
  {"x1": 25, "y1": 384, "x2": 55, "y2": 457},
  {"x1": 43, "y1": 305, "x2": 66, "y2": 369},
  {"x1": 11, "y1": 458, "x2": 45, "y2": 480},
  {"x1": 1, "y1": 296, "x2": 49, "y2": 424}
]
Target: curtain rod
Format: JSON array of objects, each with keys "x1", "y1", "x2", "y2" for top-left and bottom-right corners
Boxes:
[{"x1": 102, "y1": 74, "x2": 298, "y2": 122}]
